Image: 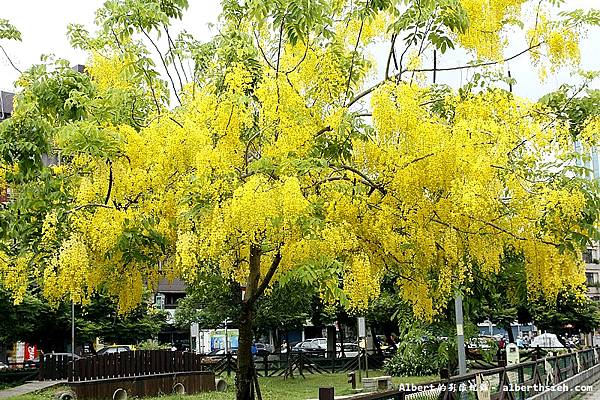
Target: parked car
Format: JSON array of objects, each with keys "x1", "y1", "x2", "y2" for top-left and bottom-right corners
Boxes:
[
  {"x1": 97, "y1": 345, "x2": 134, "y2": 355},
  {"x1": 290, "y1": 339, "x2": 327, "y2": 356},
  {"x1": 43, "y1": 352, "x2": 82, "y2": 360},
  {"x1": 0, "y1": 361, "x2": 8, "y2": 370},
  {"x1": 202, "y1": 348, "x2": 237, "y2": 364},
  {"x1": 307, "y1": 338, "x2": 327, "y2": 349},
  {"x1": 254, "y1": 343, "x2": 271, "y2": 356},
  {"x1": 336, "y1": 343, "x2": 360, "y2": 358}
]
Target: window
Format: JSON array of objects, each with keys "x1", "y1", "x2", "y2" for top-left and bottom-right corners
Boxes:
[
  {"x1": 587, "y1": 273, "x2": 595, "y2": 285},
  {"x1": 584, "y1": 249, "x2": 593, "y2": 263}
]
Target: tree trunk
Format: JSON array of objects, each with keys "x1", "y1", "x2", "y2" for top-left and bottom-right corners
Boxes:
[
  {"x1": 503, "y1": 323, "x2": 515, "y2": 343},
  {"x1": 340, "y1": 323, "x2": 345, "y2": 357},
  {"x1": 371, "y1": 326, "x2": 383, "y2": 357},
  {"x1": 235, "y1": 245, "x2": 261, "y2": 400},
  {"x1": 235, "y1": 245, "x2": 282, "y2": 400},
  {"x1": 236, "y1": 302, "x2": 256, "y2": 400}
]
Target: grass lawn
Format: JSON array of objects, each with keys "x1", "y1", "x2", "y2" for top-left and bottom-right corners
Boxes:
[{"x1": 5, "y1": 371, "x2": 437, "y2": 400}]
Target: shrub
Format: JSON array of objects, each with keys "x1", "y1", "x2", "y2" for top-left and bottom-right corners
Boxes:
[{"x1": 383, "y1": 328, "x2": 442, "y2": 376}]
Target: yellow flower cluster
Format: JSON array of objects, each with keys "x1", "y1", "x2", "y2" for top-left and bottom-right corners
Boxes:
[
  {"x1": 458, "y1": 0, "x2": 526, "y2": 60},
  {"x1": 44, "y1": 235, "x2": 92, "y2": 304},
  {"x1": 0, "y1": 253, "x2": 29, "y2": 304},
  {"x1": 13, "y1": 2, "x2": 595, "y2": 320},
  {"x1": 527, "y1": 12, "x2": 581, "y2": 74},
  {"x1": 343, "y1": 253, "x2": 381, "y2": 310},
  {"x1": 86, "y1": 52, "x2": 133, "y2": 91}
]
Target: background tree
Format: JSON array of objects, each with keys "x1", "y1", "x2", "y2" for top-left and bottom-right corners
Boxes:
[
  {"x1": 0, "y1": 288, "x2": 167, "y2": 353},
  {"x1": 529, "y1": 288, "x2": 600, "y2": 337},
  {"x1": 175, "y1": 271, "x2": 316, "y2": 352}
]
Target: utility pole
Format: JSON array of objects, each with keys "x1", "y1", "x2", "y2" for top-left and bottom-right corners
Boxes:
[
  {"x1": 71, "y1": 300, "x2": 75, "y2": 378},
  {"x1": 455, "y1": 294, "x2": 467, "y2": 400}
]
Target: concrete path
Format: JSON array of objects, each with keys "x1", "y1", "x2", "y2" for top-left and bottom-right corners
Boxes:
[
  {"x1": 578, "y1": 379, "x2": 600, "y2": 399},
  {"x1": 0, "y1": 380, "x2": 66, "y2": 399}
]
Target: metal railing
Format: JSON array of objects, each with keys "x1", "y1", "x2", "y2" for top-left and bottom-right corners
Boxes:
[{"x1": 318, "y1": 347, "x2": 600, "y2": 400}]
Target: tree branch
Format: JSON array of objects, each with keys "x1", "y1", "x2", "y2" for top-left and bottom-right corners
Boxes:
[
  {"x1": 346, "y1": 42, "x2": 544, "y2": 109},
  {"x1": 140, "y1": 26, "x2": 181, "y2": 104},
  {"x1": 251, "y1": 251, "x2": 282, "y2": 304},
  {"x1": 0, "y1": 45, "x2": 20, "y2": 74},
  {"x1": 253, "y1": 29, "x2": 276, "y2": 70},
  {"x1": 344, "y1": 2, "x2": 368, "y2": 102},
  {"x1": 104, "y1": 161, "x2": 113, "y2": 205},
  {"x1": 385, "y1": 33, "x2": 397, "y2": 80},
  {"x1": 333, "y1": 164, "x2": 387, "y2": 195}
]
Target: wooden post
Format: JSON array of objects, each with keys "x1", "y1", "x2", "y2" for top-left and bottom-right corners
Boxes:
[
  {"x1": 518, "y1": 365, "x2": 525, "y2": 400},
  {"x1": 264, "y1": 354, "x2": 268, "y2": 377},
  {"x1": 319, "y1": 387, "x2": 334, "y2": 400},
  {"x1": 440, "y1": 368, "x2": 450, "y2": 380}
]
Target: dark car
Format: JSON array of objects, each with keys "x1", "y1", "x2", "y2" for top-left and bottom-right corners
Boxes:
[
  {"x1": 254, "y1": 343, "x2": 271, "y2": 357},
  {"x1": 291, "y1": 340, "x2": 326, "y2": 356}
]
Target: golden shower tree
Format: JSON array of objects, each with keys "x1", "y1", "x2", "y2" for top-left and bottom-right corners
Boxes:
[{"x1": 1, "y1": 1, "x2": 600, "y2": 398}]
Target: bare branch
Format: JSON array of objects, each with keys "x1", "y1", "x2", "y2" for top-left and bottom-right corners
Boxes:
[
  {"x1": 140, "y1": 26, "x2": 181, "y2": 104},
  {"x1": 344, "y1": 2, "x2": 368, "y2": 102},
  {"x1": 333, "y1": 164, "x2": 387, "y2": 195},
  {"x1": 104, "y1": 161, "x2": 113, "y2": 205},
  {"x1": 346, "y1": 43, "x2": 544, "y2": 109},
  {"x1": 385, "y1": 33, "x2": 397, "y2": 80},
  {"x1": 0, "y1": 45, "x2": 20, "y2": 74},
  {"x1": 253, "y1": 29, "x2": 276, "y2": 70}
]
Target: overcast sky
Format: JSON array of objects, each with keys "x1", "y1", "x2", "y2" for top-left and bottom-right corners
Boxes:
[{"x1": 0, "y1": 1, "x2": 598, "y2": 101}]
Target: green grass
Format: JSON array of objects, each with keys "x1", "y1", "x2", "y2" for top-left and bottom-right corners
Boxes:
[{"x1": 4, "y1": 372, "x2": 436, "y2": 400}]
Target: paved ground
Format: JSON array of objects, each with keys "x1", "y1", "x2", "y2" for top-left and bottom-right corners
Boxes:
[
  {"x1": 0, "y1": 380, "x2": 66, "y2": 399},
  {"x1": 577, "y1": 379, "x2": 600, "y2": 399}
]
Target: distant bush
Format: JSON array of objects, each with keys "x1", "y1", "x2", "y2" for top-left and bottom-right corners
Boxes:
[
  {"x1": 136, "y1": 340, "x2": 171, "y2": 350},
  {"x1": 383, "y1": 328, "x2": 443, "y2": 376}
]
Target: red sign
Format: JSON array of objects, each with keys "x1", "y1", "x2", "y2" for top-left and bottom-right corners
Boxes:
[{"x1": 24, "y1": 343, "x2": 38, "y2": 362}]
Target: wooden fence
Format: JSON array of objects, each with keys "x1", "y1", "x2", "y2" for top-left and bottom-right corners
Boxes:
[
  {"x1": 39, "y1": 350, "x2": 207, "y2": 381},
  {"x1": 39, "y1": 349, "x2": 386, "y2": 381}
]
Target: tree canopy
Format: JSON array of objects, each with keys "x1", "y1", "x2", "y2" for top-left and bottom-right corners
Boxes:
[{"x1": 1, "y1": 1, "x2": 600, "y2": 398}]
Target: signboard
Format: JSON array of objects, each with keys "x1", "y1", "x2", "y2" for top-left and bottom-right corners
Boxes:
[
  {"x1": 210, "y1": 329, "x2": 239, "y2": 351},
  {"x1": 24, "y1": 343, "x2": 38, "y2": 362},
  {"x1": 190, "y1": 322, "x2": 199, "y2": 337},
  {"x1": 506, "y1": 343, "x2": 520, "y2": 365},
  {"x1": 357, "y1": 317, "x2": 366, "y2": 338},
  {"x1": 14, "y1": 342, "x2": 38, "y2": 364}
]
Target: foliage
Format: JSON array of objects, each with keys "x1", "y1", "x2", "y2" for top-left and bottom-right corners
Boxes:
[
  {"x1": 0, "y1": 19, "x2": 21, "y2": 41},
  {"x1": 383, "y1": 326, "x2": 444, "y2": 376},
  {"x1": 529, "y1": 286, "x2": 600, "y2": 335},
  {"x1": 174, "y1": 269, "x2": 242, "y2": 329},
  {"x1": 0, "y1": 288, "x2": 167, "y2": 351},
  {"x1": 175, "y1": 268, "x2": 316, "y2": 337},
  {"x1": 1, "y1": 2, "x2": 600, "y2": 398},
  {"x1": 0, "y1": 0, "x2": 596, "y2": 326}
]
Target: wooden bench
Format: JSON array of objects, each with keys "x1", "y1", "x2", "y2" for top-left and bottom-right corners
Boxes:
[{"x1": 361, "y1": 375, "x2": 392, "y2": 391}]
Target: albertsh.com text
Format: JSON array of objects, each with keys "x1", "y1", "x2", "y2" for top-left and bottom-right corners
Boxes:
[
  {"x1": 398, "y1": 383, "x2": 595, "y2": 393},
  {"x1": 503, "y1": 384, "x2": 594, "y2": 393}
]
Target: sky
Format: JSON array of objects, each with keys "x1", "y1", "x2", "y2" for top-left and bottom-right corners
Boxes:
[{"x1": 0, "y1": 0, "x2": 598, "y2": 102}]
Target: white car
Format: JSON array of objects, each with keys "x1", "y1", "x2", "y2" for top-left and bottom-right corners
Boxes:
[
  {"x1": 0, "y1": 361, "x2": 8, "y2": 370},
  {"x1": 305, "y1": 338, "x2": 327, "y2": 349}
]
